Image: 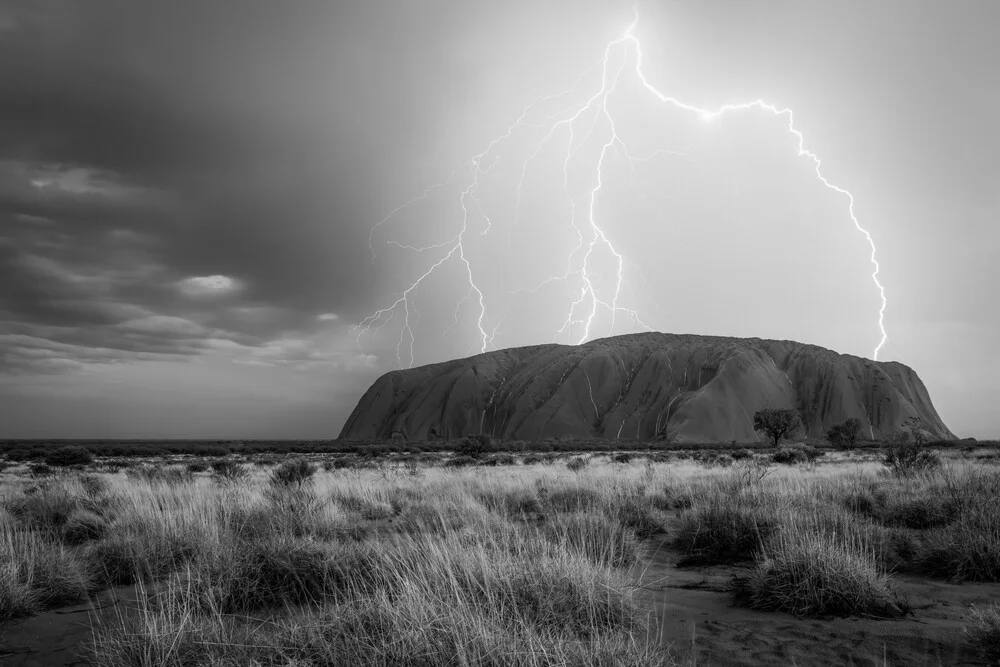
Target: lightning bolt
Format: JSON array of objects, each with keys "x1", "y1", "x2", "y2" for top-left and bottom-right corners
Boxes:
[{"x1": 358, "y1": 5, "x2": 889, "y2": 367}]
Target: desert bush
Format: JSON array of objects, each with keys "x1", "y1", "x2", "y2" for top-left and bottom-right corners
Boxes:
[
  {"x1": 729, "y1": 458, "x2": 773, "y2": 491},
  {"x1": 0, "y1": 528, "x2": 90, "y2": 620},
  {"x1": 541, "y1": 512, "x2": 640, "y2": 568},
  {"x1": 185, "y1": 535, "x2": 356, "y2": 613},
  {"x1": 88, "y1": 528, "x2": 201, "y2": 586},
  {"x1": 772, "y1": 447, "x2": 809, "y2": 465},
  {"x1": 45, "y1": 446, "x2": 94, "y2": 467},
  {"x1": 730, "y1": 448, "x2": 754, "y2": 461},
  {"x1": 612, "y1": 452, "x2": 634, "y2": 464},
  {"x1": 445, "y1": 455, "x2": 478, "y2": 468},
  {"x1": 675, "y1": 502, "x2": 774, "y2": 565},
  {"x1": 125, "y1": 465, "x2": 195, "y2": 485},
  {"x1": 883, "y1": 443, "x2": 941, "y2": 476},
  {"x1": 965, "y1": 603, "x2": 1000, "y2": 661},
  {"x1": 491, "y1": 454, "x2": 517, "y2": 466},
  {"x1": 8, "y1": 483, "x2": 80, "y2": 532},
  {"x1": 915, "y1": 520, "x2": 1000, "y2": 582},
  {"x1": 740, "y1": 530, "x2": 904, "y2": 618},
  {"x1": 0, "y1": 565, "x2": 35, "y2": 622},
  {"x1": 29, "y1": 463, "x2": 53, "y2": 478},
  {"x1": 5, "y1": 448, "x2": 34, "y2": 462},
  {"x1": 186, "y1": 461, "x2": 209, "y2": 473},
  {"x1": 78, "y1": 473, "x2": 108, "y2": 497},
  {"x1": 615, "y1": 495, "x2": 664, "y2": 539},
  {"x1": 478, "y1": 488, "x2": 545, "y2": 519},
  {"x1": 845, "y1": 490, "x2": 958, "y2": 530},
  {"x1": 270, "y1": 458, "x2": 318, "y2": 486},
  {"x1": 566, "y1": 457, "x2": 589, "y2": 473},
  {"x1": 210, "y1": 460, "x2": 249, "y2": 482},
  {"x1": 63, "y1": 509, "x2": 109, "y2": 544},
  {"x1": 101, "y1": 459, "x2": 132, "y2": 472},
  {"x1": 545, "y1": 486, "x2": 602, "y2": 514},
  {"x1": 827, "y1": 418, "x2": 863, "y2": 448},
  {"x1": 455, "y1": 433, "x2": 493, "y2": 458}
]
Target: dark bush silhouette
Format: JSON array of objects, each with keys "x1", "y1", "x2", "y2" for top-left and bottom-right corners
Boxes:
[
  {"x1": 45, "y1": 446, "x2": 93, "y2": 467},
  {"x1": 456, "y1": 434, "x2": 494, "y2": 459},
  {"x1": 271, "y1": 458, "x2": 318, "y2": 486},
  {"x1": 883, "y1": 443, "x2": 941, "y2": 476},
  {"x1": 753, "y1": 409, "x2": 802, "y2": 447},
  {"x1": 827, "y1": 418, "x2": 863, "y2": 449},
  {"x1": 210, "y1": 459, "x2": 249, "y2": 482}
]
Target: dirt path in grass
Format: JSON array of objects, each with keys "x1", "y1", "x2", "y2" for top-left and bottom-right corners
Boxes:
[
  {"x1": 636, "y1": 537, "x2": 1000, "y2": 666},
  {"x1": 0, "y1": 585, "x2": 146, "y2": 667}
]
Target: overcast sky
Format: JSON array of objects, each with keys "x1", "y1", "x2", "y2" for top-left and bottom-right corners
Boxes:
[{"x1": 0, "y1": 0, "x2": 996, "y2": 439}]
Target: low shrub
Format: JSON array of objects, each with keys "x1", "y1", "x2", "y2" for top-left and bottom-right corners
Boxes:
[
  {"x1": 62, "y1": 509, "x2": 108, "y2": 544},
  {"x1": 541, "y1": 512, "x2": 640, "y2": 568},
  {"x1": 545, "y1": 486, "x2": 602, "y2": 513},
  {"x1": 9, "y1": 484, "x2": 79, "y2": 531},
  {"x1": 883, "y1": 444, "x2": 941, "y2": 476},
  {"x1": 772, "y1": 447, "x2": 819, "y2": 465},
  {"x1": 915, "y1": 520, "x2": 1000, "y2": 582},
  {"x1": 271, "y1": 458, "x2": 318, "y2": 487},
  {"x1": 445, "y1": 455, "x2": 478, "y2": 468},
  {"x1": 188, "y1": 536, "x2": 355, "y2": 613},
  {"x1": 186, "y1": 461, "x2": 209, "y2": 473},
  {"x1": 5, "y1": 449, "x2": 34, "y2": 462},
  {"x1": 739, "y1": 531, "x2": 904, "y2": 618},
  {"x1": 210, "y1": 460, "x2": 250, "y2": 482},
  {"x1": 455, "y1": 434, "x2": 493, "y2": 459},
  {"x1": 45, "y1": 446, "x2": 94, "y2": 467},
  {"x1": 88, "y1": 529, "x2": 201, "y2": 586},
  {"x1": 965, "y1": 603, "x2": 1000, "y2": 661},
  {"x1": 675, "y1": 503, "x2": 774, "y2": 565},
  {"x1": 29, "y1": 463, "x2": 53, "y2": 478},
  {"x1": 125, "y1": 465, "x2": 195, "y2": 485},
  {"x1": 566, "y1": 457, "x2": 589, "y2": 473}
]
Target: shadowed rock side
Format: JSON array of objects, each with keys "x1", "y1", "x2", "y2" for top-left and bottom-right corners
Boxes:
[{"x1": 340, "y1": 333, "x2": 956, "y2": 443}]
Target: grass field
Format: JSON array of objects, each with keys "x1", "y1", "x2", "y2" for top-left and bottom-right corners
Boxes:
[{"x1": 2, "y1": 445, "x2": 1000, "y2": 665}]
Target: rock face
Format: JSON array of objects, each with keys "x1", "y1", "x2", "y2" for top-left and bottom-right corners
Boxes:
[{"x1": 339, "y1": 333, "x2": 956, "y2": 443}]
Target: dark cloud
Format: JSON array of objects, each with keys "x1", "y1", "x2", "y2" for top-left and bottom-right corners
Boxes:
[{"x1": 0, "y1": 0, "x2": 388, "y2": 382}]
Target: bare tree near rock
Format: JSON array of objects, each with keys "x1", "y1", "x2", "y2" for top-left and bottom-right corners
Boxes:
[
  {"x1": 902, "y1": 417, "x2": 929, "y2": 446},
  {"x1": 753, "y1": 408, "x2": 802, "y2": 447},
  {"x1": 827, "y1": 418, "x2": 862, "y2": 449}
]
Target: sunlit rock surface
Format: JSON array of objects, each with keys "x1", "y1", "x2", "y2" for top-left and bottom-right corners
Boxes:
[{"x1": 340, "y1": 333, "x2": 955, "y2": 443}]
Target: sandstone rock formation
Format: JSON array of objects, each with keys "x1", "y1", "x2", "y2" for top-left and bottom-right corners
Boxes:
[{"x1": 339, "y1": 333, "x2": 955, "y2": 443}]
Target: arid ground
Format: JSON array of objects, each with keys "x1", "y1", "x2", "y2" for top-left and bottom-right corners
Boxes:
[{"x1": 2, "y1": 443, "x2": 1000, "y2": 666}]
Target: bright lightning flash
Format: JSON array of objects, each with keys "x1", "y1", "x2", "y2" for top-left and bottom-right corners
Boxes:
[{"x1": 357, "y1": 7, "x2": 889, "y2": 367}]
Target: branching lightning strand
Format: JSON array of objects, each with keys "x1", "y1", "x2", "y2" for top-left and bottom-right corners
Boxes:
[{"x1": 357, "y1": 6, "x2": 889, "y2": 367}]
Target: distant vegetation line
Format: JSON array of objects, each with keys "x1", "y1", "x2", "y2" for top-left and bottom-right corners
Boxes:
[{"x1": 0, "y1": 436, "x2": 992, "y2": 460}]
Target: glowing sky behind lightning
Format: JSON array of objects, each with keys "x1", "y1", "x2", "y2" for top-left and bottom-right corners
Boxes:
[{"x1": 360, "y1": 7, "x2": 887, "y2": 368}]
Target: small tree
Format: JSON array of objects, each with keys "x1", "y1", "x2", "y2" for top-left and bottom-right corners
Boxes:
[
  {"x1": 827, "y1": 418, "x2": 863, "y2": 449},
  {"x1": 753, "y1": 408, "x2": 802, "y2": 447}
]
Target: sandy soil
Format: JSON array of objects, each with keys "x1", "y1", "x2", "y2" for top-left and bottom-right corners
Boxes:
[
  {"x1": 0, "y1": 585, "x2": 148, "y2": 667},
  {"x1": 636, "y1": 538, "x2": 1000, "y2": 666}
]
